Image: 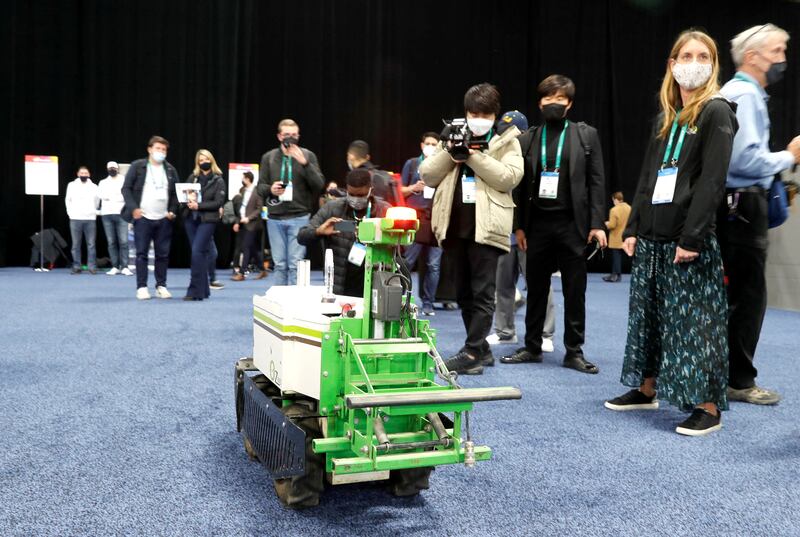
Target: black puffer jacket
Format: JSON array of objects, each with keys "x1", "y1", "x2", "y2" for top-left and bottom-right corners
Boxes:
[{"x1": 297, "y1": 196, "x2": 390, "y2": 295}]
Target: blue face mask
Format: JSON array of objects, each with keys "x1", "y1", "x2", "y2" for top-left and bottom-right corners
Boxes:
[{"x1": 151, "y1": 151, "x2": 166, "y2": 163}]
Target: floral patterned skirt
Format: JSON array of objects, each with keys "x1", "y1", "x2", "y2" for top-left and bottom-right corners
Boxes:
[{"x1": 620, "y1": 236, "x2": 729, "y2": 411}]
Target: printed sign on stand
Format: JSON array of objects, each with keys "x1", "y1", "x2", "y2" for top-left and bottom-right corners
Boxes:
[
  {"x1": 228, "y1": 163, "x2": 259, "y2": 201},
  {"x1": 25, "y1": 155, "x2": 59, "y2": 196}
]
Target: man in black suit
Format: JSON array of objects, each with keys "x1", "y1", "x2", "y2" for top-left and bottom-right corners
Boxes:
[{"x1": 501, "y1": 75, "x2": 607, "y2": 373}]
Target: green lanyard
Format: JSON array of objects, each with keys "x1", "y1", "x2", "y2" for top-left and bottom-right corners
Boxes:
[
  {"x1": 541, "y1": 121, "x2": 568, "y2": 172},
  {"x1": 662, "y1": 113, "x2": 688, "y2": 169},
  {"x1": 353, "y1": 200, "x2": 372, "y2": 220},
  {"x1": 280, "y1": 156, "x2": 293, "y2": 183}
]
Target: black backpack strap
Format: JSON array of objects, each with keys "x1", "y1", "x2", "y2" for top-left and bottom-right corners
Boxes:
[{"x1": 575, "y1": 122, "x2": 592, "y2": 158}]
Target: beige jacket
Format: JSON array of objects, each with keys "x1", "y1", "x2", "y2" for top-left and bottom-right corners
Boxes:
[
  {"x1": 419, "y1": 127, "x2": 524, "y2": 252},
  {"x1": 605, "y1": 202, "x2": 631, "y2": 249}
]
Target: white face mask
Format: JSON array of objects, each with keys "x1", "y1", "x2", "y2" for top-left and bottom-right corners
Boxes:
[
  {"x1": 151, "y1": 151, "x2": 166, "y2": 163},
  {"x1": 671, "y1": 61, "x2": 713, "y2": 90},
  {"x1": 467, "y1": 117, "x2": 494, "y2": 136},
  {"x1": 422, "y1": 144, "x2": 437, "y2": 158}
]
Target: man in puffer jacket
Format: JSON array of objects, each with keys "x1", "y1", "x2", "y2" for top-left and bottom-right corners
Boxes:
[
  {"x1": 297, "y1": 169, "x2": 390, "y2": 296},
  {"x1": 419, "y1": 83, "x2": 524, "y2": 375}
]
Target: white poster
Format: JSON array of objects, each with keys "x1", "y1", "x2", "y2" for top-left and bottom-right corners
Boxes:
[
  {"x1": 228, "y1": 163, "x2": 259, "y2": 201},
  {"x1": 25, "y1": 155, "x2": 59, "y2": 195}
]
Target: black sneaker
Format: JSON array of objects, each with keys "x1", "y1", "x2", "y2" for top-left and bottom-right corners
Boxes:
[
  {"x1": 210, "y1": 280, "x2": 225, "y2": 290},
  {"x1": 444, "y1": 351, "x2": 484, "y2": 375},
  {"x1": 675, "y1": 408, "x2": 721, "y2": 436},
  {"x1": 604, "y1": 389, "x2": 659, "y2": 411},
  {"x1": 480, "y1": 351, "x2": 495, "y2": 367}
]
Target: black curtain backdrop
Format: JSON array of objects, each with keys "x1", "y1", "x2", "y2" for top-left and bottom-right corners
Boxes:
[{"x1": 2, "y1": 0, "x2": 799, "y2": 267}]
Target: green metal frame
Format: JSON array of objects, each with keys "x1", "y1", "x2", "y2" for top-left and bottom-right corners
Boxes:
[{"x1": 310, "y1": 216, "x2": 494, "y2": 476}]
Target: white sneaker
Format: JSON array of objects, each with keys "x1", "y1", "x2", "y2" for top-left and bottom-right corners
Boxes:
[
  {"x1": 155, "y1": 286, "x2": 172, "y2": 299},
  {"x1": 486, "y1": 333, "x2": 518, "y2": 345},
  {"x1": 136, "y1": 287, "x2": 151, "y2": 300},
  {"x1": 106, "y1": 267, "x2": 120, "y2": 276},
  {"x1": 121, "y1": 267, "x2": 134, "y2": 276},
  {"x1": 541, "y1": 337, "x2": 554, "y2": 353}
]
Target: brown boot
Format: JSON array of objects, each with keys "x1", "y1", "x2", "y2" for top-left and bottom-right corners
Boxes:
[
  {"x1": 231, "y1": 272, "x2": 245, "y2": 281},
  {"x1": 254, "y1": 271, "x2": 268, "y2": 280}
]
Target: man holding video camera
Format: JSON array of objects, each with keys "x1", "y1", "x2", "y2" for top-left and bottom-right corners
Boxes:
[
  {"x1": 257, "y1": 118, "x2": 325, "y2": 285},
  {"x1": 501, "y1": 75, "x2": 607, "y2": 374},
  {"x1": 297, "y1": 168, "x2": 390, "y2": 296},
  {"x1": 419, "y1": 83, "x2": 524, "y2": 375}
]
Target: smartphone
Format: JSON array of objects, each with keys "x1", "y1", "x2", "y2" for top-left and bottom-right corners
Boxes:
[{"x1": 334, "y1": 220, "x2": 357, "y2": 233}]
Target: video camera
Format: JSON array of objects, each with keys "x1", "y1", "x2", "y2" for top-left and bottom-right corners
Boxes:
[{"x1": 440, "y1": 118, "x2": 490, "y2": 161}]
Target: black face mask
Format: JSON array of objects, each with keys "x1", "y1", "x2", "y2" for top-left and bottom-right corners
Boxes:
[
  {"x1": 541, "y1": 103, "x2": 567, "y2": 122},
  {"x1": 766, "y1": 61, "x2": 787, "y2": 85},
  {"x1": 79, "y1": 176, "x2": 89, "y2": 182},
  {"x1": 199, "y1": 162, "x2": 212, "y2": 172},
  {"x1": 108, "y1": 169, "x2": 118, "y2": 177}
]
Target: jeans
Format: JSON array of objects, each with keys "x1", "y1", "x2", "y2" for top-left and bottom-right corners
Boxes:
[
  {"x1": 185, "y1": 218, "x2": 218, "y2": 283},
  {"x1": 185, "y1": 217, "x2": 216, "y2": 299},
  {"x1": 133, "y1": 217, "x2": 172, "y2": 289},
  {"x1": 101, "y1": 214, "x2": 129, "y2": 269},
  {"x1": 267, "y1": 215, "x2": 309, "y2": 285},
  {"x1": 69, "y1": 219, "x2": 96, "y2": 270},
  {"x1": 494, "y1": 246, "x2": 556, "y2": 339},
  {"x1": 404, "y1": 242, "x2": 442, "y2": 307},
  {"x1": 610, "y1": 248, "x2": 622, "y2": 275}
]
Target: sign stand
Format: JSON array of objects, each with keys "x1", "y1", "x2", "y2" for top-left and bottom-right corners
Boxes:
[{"x1": 25, "y1": 155, "x2": 59, "y2": 271}]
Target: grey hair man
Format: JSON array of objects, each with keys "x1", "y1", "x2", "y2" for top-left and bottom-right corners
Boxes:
[{"x1": 719, "y1": 23, "x2": 800, "y2": 405}]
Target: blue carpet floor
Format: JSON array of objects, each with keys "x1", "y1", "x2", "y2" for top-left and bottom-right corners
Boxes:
[{"x1": 0, "y1": 267, "x2": 798, "y2": 536}]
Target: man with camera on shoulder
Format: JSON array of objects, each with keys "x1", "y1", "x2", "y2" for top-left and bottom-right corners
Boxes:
[
  {"x1": 419, "y1": 83, "x2": 524, "y2": 375},
  {"x1": 297, "y1": 169, "x2": 390, "y2": 297},
  {"x1": 256, "y1": 118, "x2": 325, "y2": 285}
]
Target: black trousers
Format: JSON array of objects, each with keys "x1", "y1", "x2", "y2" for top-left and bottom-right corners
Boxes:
[
  {"x1": 718, "y1": 189, "x2": 769, "y2": 390},
  {"x1": 442, "y1": 237, "x2": 502, "y2": 357},
  {"x1": 239, "y1": 226, "x2": 264, "y2": 271},
  {"x1": 525, "y1": 213, "x2": 587, "y2": 357}
]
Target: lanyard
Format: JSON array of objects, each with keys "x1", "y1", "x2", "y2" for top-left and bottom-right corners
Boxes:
[
  {"x1": 541, "y1": 121, "x2": 568, "y2": 172},
  {"x1": 147, "y1": 163, "x2": 166, "y2": 187},
  {"x1": 353, "y1": 200, "x2": 371, "y2": 220},
  {"x1": 662, "y1": 113, "x2": 688, "y2": 169},
  {"x1": 734, "y1": 72, "x2": 760, "y2": 89},
  {"x1": 280, "y1": 156, "x2": 293, "y2": 183}
]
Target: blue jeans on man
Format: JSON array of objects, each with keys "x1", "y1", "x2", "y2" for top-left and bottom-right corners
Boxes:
[
  {"x1": 101, "y1": 214, "x2": 129, "y2": 269},
  {"x1": 133, "y1": 217, "x2": 172, "y2": 289},
  {"x1": 267, "y1": 215, "x2": 309, "y2": 285},
  {"x1": 69, "y1": 219, "x2": 97, "y2": 270},
  {"x1": 184, "y1": 217, "x2": 216, "y2": 299},
  {"x1": 404, "y1": 242, "x2": 442, "y2": 309}
]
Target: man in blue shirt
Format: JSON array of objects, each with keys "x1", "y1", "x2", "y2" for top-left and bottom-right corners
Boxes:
[
  {"x1": 401, "y1": 132, "x2": 442, "y2": 316},
  {"x1": 719, "y1": 23, "x2": 800, "y2": 405}
]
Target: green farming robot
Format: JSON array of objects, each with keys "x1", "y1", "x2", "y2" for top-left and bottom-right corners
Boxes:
[{"x1": 235, "y1": 206, "x2": 522, "y2": 508}]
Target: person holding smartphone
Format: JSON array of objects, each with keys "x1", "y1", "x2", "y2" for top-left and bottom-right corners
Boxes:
[{"x1": 297, "y1": 168, "x2": 390, "y2": 296}]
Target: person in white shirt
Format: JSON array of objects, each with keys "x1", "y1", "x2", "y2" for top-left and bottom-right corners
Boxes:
[
  {"x1": 65, "y1": 166, "x2": 99, "y2": 274},
  {"x1": 121, "y1": 135, "x2": 179, "y2": 300},
  {"x1": 98, "y1": 161, "x2": 132, "y2": 275}
]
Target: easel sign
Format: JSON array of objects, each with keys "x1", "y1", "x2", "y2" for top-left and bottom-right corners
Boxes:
[
  {"x1": 228, "y1": 163, "x2": 259, "y2": 200},
  {"x1": 25, "y1": 155, "x2": 59, "y2": 195},
  {"x1": 25, "y1": 155, "x2": 59, "y2": 272}
]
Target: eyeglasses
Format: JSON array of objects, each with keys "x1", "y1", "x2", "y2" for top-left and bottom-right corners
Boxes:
[{"x1": 740, "y1": 24, "x2": 770, "y2": 48}]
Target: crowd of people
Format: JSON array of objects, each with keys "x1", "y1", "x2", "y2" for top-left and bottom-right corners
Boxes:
[{"x1": 61, "y1": 23, "x2": 798, "y2": 436}]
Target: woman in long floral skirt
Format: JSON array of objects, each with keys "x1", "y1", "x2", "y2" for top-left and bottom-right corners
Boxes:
[{"x1": 604, "y1": 29, "x2": 737, "y2": 436}]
